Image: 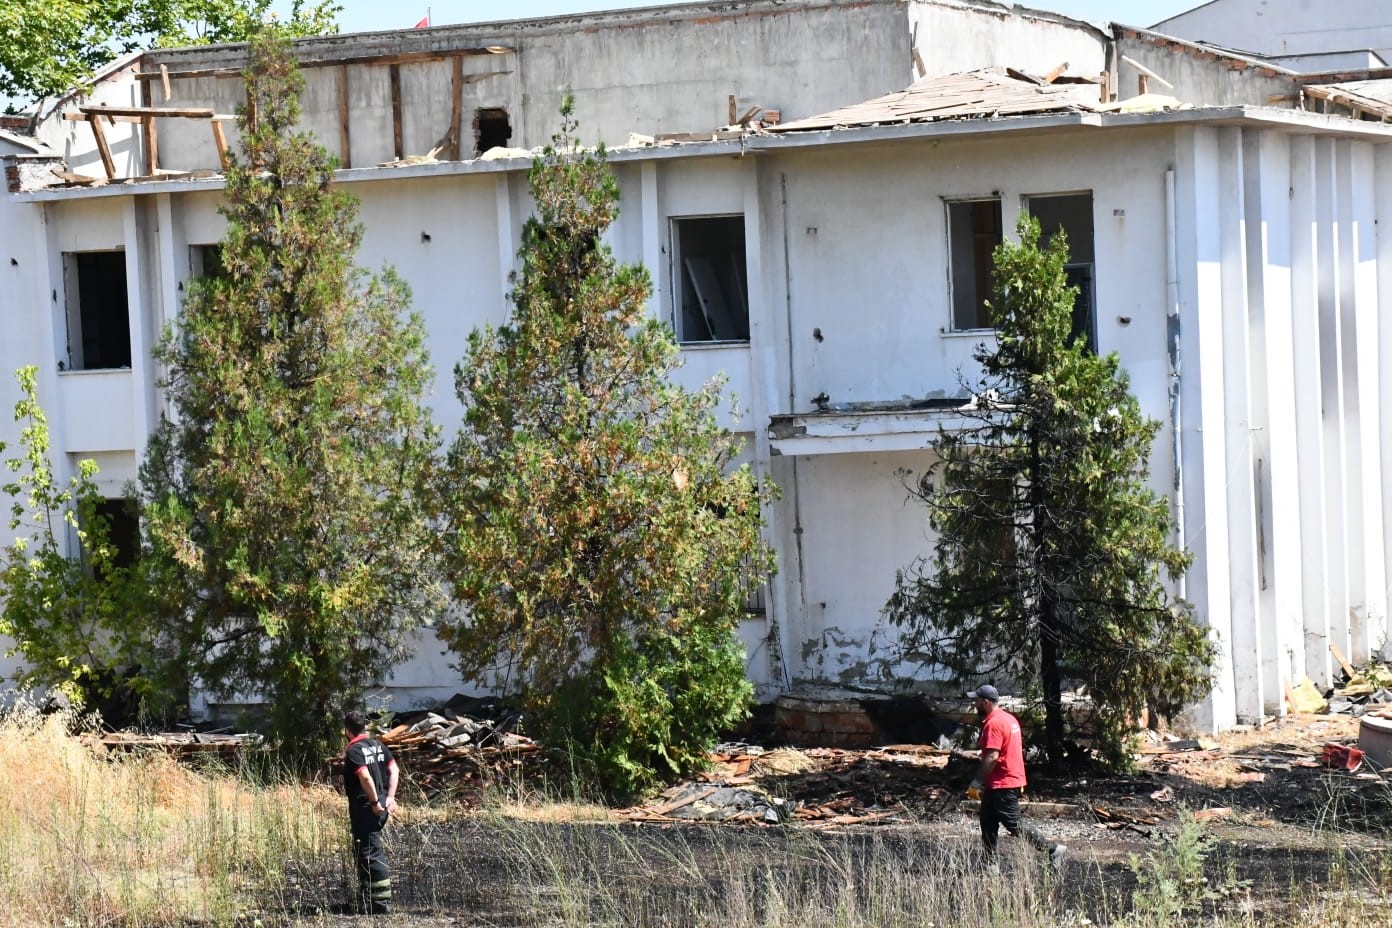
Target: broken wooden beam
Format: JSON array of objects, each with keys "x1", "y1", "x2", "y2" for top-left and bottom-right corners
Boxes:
[{"x1": 87, "y1": 115, "x2": 117, "y2": 179}]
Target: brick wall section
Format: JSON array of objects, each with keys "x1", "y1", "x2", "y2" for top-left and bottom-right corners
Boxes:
[{"x1": 775, "y1": 696, "x2": 882, "y2": 748}]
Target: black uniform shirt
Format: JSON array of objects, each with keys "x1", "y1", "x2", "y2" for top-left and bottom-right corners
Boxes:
[{"x1": 344, "y1": 733, "x2": 395, "y2": 813}]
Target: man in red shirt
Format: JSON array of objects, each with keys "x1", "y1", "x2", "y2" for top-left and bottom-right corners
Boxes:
[{"x1": 967, "y1": 685, "x2": 1066, "y2": 869}]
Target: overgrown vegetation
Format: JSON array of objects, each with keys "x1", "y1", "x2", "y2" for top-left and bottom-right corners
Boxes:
[
  {"x1": 886, "y1": 215, "x2": 1214, "y2": 769},
  {"x1": 0, "y1": 366, "x2": 143, "y2": 713},
  {"x1": 138, "y1": 33, "x2": 439, "y2": 764},
  {"x1": 0, "y1": 0, "x2": 339, "y2": 105},
  {"x1": 438, "y1": 99, "x2": 774, "y2": 797},
  {"x1": 0, "y1": 703, "x2": 339, "y2": 928}
]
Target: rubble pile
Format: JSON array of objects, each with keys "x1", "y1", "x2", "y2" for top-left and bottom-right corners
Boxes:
[{"x1": 376, "y1": 697, "x2": 538, "y2": 797}]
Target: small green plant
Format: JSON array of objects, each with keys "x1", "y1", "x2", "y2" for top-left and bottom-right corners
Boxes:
[{"x1": 1126, "y1": 806, "x2": 1218, "y2": 926}]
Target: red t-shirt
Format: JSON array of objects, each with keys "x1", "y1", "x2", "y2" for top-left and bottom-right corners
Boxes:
[{"x1": 979, "y1": 707, "x2": 1027, "y2": 789}]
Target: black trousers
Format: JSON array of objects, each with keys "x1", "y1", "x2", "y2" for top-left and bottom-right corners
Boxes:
[
  {"x1": 350, "y1": 811, "x2": 392, "y2": 914},
  {"x1": 979, "y1": 787, "x2": 1049, "y2": 859}
]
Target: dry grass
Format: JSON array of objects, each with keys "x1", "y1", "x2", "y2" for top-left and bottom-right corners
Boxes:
[{"x1": 0, "y1": 703, "x2": 340, "y2": 928}]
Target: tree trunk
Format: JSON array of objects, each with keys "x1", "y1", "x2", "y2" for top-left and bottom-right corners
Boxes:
[{"x1": 1040, "y1": 596, "x2": 1065, "y2": 768}]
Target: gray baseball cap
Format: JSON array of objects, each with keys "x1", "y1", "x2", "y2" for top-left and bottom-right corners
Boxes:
[{"x1": 966, "y1": 684, "x2": 1000, "y2": 702}]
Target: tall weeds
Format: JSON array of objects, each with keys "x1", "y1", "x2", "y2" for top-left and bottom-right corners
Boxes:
[{"x1": 0, "y1": 704, "x2": 339, "y2": 927}]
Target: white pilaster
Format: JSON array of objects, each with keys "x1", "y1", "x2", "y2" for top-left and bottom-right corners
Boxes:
[
  {"x1": 1216, "y1": 127, "x2": 1264, "y2": 724},
  {"x1": 1174, "y1": 126, "x2": 1236, "y2": 731},
  {"x1": 1349, "y1": 141, "x2": 1387, "y2": 662},
  {"x1": 743, "y1": 155, "x2": 791, "y2": 694},
  {"x1": 494, "y1": 173, "x2": 515, "y2": 321},
  {"x1": 1377, "y1": 142, "x2": 1392, "y2": 662},
  {"x1": 1289, "y1": 135, "x2": 1334, "y2": 688},
  {"x1": 640, "y1": 161, "x2": 663, "y2": 324},
  {"x1": 1315, "y1": 137, "x2": 1351, "y2": 667},
  {"x1": 123, "y1": 197, "x2": 152, "y2": 453},
  {"x1": 1244, "y1": 129, "x2": 1301, "y2": 715}
]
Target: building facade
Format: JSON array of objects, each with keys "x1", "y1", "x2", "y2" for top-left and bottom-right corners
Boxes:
[{"x1": 2, "y1": 0, "x2": 1391, "y2": 730}]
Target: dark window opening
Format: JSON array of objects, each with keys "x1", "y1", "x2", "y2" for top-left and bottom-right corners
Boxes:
[
  {"x1": 90, "y1": 497, "x2": 139, "y2": 580},
  {"x1": 64, "y1": 251, "x2": 131, "y2": 371},
  {"x1": 673, "y1": 215, "x2": 749, "y2": 343},
  {"x1": 475, "y1": 107, "x2": 511, "y2": 156},
  {"x1": 1027, "y1": 192, "x2": 1096, "y2": 352},
  {"x1": 948, "y1": 199, "x2": 1003, "y2": 330},
  {"x1": 190, "y1": 244, "x2": 227, "y2": 281}
]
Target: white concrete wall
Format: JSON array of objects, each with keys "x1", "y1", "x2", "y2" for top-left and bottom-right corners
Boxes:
[
  {"x1": 60, "y1": 0, "x2": 915, "y2": 176},
  {"x1": 910, "y1": 1, "x2": 1107, "y2": 82},
  {"x1": 1115, "y1": 30, "x2": 1299, "y2": 108},
  {"x1": 6, "y1": 115, "x2": 1392, "y2": 727},
  {"x1": 760, "y1": 129, "x2": 1179, "y2": 687},
  {"x1": 1155, "y1": 0, "x2": 1392, "y2": 63}
]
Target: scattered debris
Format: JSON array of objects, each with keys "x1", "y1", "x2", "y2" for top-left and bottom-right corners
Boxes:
[{"x1": 86, "y1": 730, "x2": 262, "y2": 757}]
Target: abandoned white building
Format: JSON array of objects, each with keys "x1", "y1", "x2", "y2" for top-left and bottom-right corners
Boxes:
[{"x1": 2, "y1": 0, "x2": 1392, "y2": 734}]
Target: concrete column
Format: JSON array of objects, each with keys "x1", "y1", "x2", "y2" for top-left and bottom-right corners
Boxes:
[
  {"x1": 1173, "y1": 126, "x2": 1236, "y2": 731},
  {"x1": 1348, "y1": 141, "x2": 1387, "y2": 662},
  {"x1": 1315, "y1": 137, "x2": 1351, "y2": 668},
  {"x1": 153, "y1": 193, "x2": 183, "y2": 424},
  {"x1": 640, "y1": 160, "x2": 663, "y2": 323},
  {"x1": 1216, "y1": 127, "x2": 1264, "y2": 725},
  {"x1": 743, "y1": 155, "x2": 791, "y2": 695},
  {"x1": 494, "y1": 173, "x2": 514, "y2": 321},
  {"x1": 1377, "y1": 142, "x2": 1392, "y2": 662},
  {"x1": 122, "y1": 197, "x2": 152, "y2": 452},
  {"x1": 1243, "y1": 129, "x2": 1301, "y2": 714},
  {"x1": 1289, "y1": 135, "x2": 1333, "y2": 687}
]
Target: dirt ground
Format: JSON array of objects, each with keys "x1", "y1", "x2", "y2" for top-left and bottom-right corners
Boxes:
[{"x1": 256, "y1": 712, "x2": 1391, "y2": 927}]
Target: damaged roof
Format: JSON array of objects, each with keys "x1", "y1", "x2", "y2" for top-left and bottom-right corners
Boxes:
[
  {"x1": 768, "y1": 68, "x2": 1100, "y2": 133},
  {"x1": 1303, "y1": 79, "x2": 1392, "y2": 121}
]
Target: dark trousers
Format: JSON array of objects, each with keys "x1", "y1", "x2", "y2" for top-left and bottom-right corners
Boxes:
[
  {"x1": 350, "y1": 812, "x2": 392, "y2": 914},
  {"x1": 979, "y1": 786, "x2": 1049, "y2": 859}
]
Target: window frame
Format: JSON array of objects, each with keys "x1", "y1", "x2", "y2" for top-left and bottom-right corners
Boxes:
[
  {"x1": 668, "y1": 213, "x2": 751, "y2": 346},
  {"x1": 944, "y1": 196, "x2": 1004, "y2": 333},
  {"x1": 61, "y1": 248, "x2": 131, "y2": 372}
]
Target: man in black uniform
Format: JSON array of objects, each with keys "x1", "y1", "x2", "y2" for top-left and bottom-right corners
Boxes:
[{"x1": 343, "y1": 710, "x2": 399, "y2": 914}]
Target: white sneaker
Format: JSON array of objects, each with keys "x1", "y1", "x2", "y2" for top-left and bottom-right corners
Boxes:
[{"x1": 1049, "y1": 843, "x2": 1067, "y2": 870}]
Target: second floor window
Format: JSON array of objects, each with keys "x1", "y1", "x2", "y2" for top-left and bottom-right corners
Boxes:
[{"x1": 947, "y1": 198, "x2": 1003, "y2": 330}]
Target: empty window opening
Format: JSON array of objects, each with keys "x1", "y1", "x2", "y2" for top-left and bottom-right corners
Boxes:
[
  {"x1": 673, "y1": 215, "x2": 749, "y2": 343},
  {"x1": 190, "y1": 244, "x2": 227, "y2": 281},
  {"x1": 90, "y1": 497, "x2": 139, "y2": 580},
  {"x1": 475, "y1": 107, "x2": 511, "y2": 156},
  {"x1": 1026, "y1": 192, "x2": 1096, "y2": 351},
  {"x1": 63, "y1": 250, "x2": 131, "y2": 371},
  {"x1": 947, "y1": 198, "x2": 1003, "y2": 330}
]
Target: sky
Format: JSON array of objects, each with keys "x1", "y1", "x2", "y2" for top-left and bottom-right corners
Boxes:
[{"x1": 304, "y1": 0, "x2": 1203, "y2": 34}]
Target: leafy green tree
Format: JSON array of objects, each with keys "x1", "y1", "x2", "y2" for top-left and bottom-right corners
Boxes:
[
  {"x1": 0, "y1": 0, "x2": 339, "y2": 105},
  {"x1": 0, "y1": 366, "x2": 145, "y2": 712},
  {"x1": 885, "y1": 215, "x2": 1213, "y2": 768},
  {"x1": 439, "y1": 100, "x2": 773, "y2": 796},
  {"x1": 139, "y1": 33, "x2": 437, "y2": 764}
]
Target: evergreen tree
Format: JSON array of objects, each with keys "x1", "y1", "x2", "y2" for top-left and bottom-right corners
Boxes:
[
  {"x1": 885, "y1": 215, "x2": 1213, "y2": 768},
  {"x1": 139, "y1": 33, "x2": 438, "y2": 763},
  {"x1": 439, "y1": 100, "x2": 773, "y2": 796}
]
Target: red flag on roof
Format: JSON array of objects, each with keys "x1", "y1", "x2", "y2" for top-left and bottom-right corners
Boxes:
[{"x1": 414, "y1": 14, "x2": 429, "y2": 27}]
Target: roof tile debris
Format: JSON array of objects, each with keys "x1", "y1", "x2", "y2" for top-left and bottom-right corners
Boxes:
[{"x1": 768, "y1": 67, "x2": 1101, "y2": 133}]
